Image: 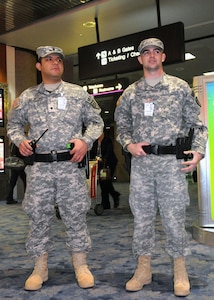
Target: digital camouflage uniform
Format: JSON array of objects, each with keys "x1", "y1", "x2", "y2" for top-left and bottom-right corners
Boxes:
[
  {"x1": 115, "y1": 74, "x2": 208, "y2": 258},
  {"x1": 7, "y1": 81, "x2": 104, "y2": 258}
]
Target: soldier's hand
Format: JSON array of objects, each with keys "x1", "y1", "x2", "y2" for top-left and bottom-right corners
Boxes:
[
  {"x1": 69, "y1": 139, "x2": 88, "y2": 163},
  {"x1": 180, "y1": 150, "x2": 202, "y2": 172},
  {"x1": 127, "y1": 142, "x2": 149, "y2": 157},
  {"x1": 19, "y1": 140, "x2": 35, "y2": 157}
]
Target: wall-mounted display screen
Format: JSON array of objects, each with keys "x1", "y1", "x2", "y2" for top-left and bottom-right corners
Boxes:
[
  {"x1": 0, "y1": 136, "x2": 5, "y2": 173},
  {"x1": 193, "y1": 75, "x2": 214, "y2": 227},
  {"x1": 0, "y1": 88, "x2": 4, "y2": 127},
  {"x1": 78, "y1": 22, "x2": 185, "y2": 80},
  {"x1": 206, "y1": 81, "x2": 214, "y2": 219}
]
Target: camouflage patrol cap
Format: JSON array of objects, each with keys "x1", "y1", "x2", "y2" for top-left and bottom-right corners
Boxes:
[
  {"x1": 138, "y1": 38, "x2": 164, "y2": 54},
  {"x1": 36, "y1": 46, "x2": 65, "y2": 59}
]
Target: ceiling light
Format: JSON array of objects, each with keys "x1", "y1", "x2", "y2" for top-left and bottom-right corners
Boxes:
[
  {"x1": 185, "y1": 53, "x2": 196, "y2": 60},
  {"x1": 83, "y1": 21, "x2": 95, "y2": 28},
  {"x1": 203, "y1": 71, "x2": 214, "y2": 76}
]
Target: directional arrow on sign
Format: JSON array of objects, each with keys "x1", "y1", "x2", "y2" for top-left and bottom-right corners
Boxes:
[{"x1": 115, "y1": 83, "x2": 122, "y2": 90}]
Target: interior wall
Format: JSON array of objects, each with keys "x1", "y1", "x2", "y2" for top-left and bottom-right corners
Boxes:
[
  {"x1": 15, "y1": 49, "x2": 37, "y2": 97},
  {"x1": 0, "y1": 44, "x2": 7, "y2": 83}
]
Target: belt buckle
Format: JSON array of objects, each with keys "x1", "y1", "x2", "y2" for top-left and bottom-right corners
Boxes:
[
  {"x1": 49, "y1": 150, "x2": 57, "y2": 162},
  {"x1": 151, "y1": 144, "x2": 159, "y2": 155}
]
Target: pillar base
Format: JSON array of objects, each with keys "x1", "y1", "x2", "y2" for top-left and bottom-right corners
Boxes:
[{"x1": 192, "y1": 220, "x2": 214, "y2": 246}]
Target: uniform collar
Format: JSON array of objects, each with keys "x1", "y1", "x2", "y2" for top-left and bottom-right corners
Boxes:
[{"x1": 37, "y1": 80, "x2": 64, "y2": 94}]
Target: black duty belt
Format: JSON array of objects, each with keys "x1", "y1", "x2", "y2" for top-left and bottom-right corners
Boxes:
[
  {"x1": 34, "y1": 151, "x2": 72, "y2": 162},
  {"x1": 142, "y1": 145, "x2": 176, "y2": 155}
]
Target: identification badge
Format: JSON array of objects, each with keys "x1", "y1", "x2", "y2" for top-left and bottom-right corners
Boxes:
[
  {"x1": 58, "y1": 97, "x2": 67, "y2": 110},
  {"x1": 144, "y1": 102, "x2": 154, "y2": 116}
]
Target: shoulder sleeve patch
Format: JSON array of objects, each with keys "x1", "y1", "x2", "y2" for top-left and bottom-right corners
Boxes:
[
  {"x1": 13, "y1": 97, "x2": 20, "y2": 109},
  {"x1": 116, "y1": 96, "x2": 122, "y2": 107},
  {"x1": 86, "y1": 95, "x2": 100, "y2": 110}
]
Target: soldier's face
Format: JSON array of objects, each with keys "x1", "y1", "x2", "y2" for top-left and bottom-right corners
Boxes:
[
  {"x1": 138, "y1": 47, "x2": 166, "y2": 72},
  {"x1": 36, "y1": 54, "x2": 64, "y2": 80}
]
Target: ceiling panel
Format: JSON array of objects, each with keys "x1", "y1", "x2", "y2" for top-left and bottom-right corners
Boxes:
[{"x1": 0, "y1": 0, "x2": 95, "y2": 35}]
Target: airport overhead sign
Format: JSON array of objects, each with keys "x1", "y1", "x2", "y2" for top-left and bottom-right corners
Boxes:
[{"x1": 78, "y1": 22, "x2": 185, "y2": 80}]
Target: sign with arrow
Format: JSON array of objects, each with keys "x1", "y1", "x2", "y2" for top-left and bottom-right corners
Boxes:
[{"x1": 83, "y1": 78, "x2": 129, "y2": 96}]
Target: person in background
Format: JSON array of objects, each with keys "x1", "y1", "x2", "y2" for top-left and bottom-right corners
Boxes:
[
  {"x1": 7, "y1": 46, "x2": 103, "y2": 291},
  {"x1": 90, "y1": 131, "x2": 120, "y2": 209},
  {"x1": 122, "y1": 148, "x2": 131, "y2": 176},
  {"x1": 6, "y1": 142, "x2": 26, "y2": 204},
  {"x1": 115, "y1": 38, "x2": 208, "y2": 297}
]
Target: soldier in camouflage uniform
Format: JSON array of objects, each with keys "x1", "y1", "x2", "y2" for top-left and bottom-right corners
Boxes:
[
  {"x1": 115, "y1": 38, "x2": 208, "y2": 297},
  {"x1": 7, "y1": 46, "x2": 104, "y2": 291}
]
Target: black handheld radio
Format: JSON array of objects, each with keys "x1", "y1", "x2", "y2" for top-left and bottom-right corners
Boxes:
[{"x1": 24, "y1": 129, "x2": 48, "y2": 165}]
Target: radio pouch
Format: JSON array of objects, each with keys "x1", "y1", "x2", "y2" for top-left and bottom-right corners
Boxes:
[{"x1": 176, "y1": 128, "x2": 194, "y2": 160}]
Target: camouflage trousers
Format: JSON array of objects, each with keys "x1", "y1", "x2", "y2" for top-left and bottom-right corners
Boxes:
[
  {"x1": 129, "y1": 154, "x2": 191, "y2": 258},
  {"x1": 22, "y1": 161, "x2": 91, "y2": 259}
]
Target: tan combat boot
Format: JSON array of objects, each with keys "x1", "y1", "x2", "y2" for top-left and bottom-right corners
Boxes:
[
  {"x1": 72, "y1": 252, "x2": 94, "y2": 288},
  {"x1": 126, "y1": 255, "x2": 152, "y2": 291},
  {"x1": 24, "y1": 253, "x2": 48, "y2": 291},
  {"x1": 174, "y1": 257, "x2": 190, "y2": 297}
]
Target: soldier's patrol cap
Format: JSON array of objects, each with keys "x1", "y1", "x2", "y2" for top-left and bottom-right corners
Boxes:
[
  {"x1": 36, "y1": 46, "x2": 65, "y2": 59},
  {"x1": 138, "y1": 38, "x2": 164, "y2": 54}
]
